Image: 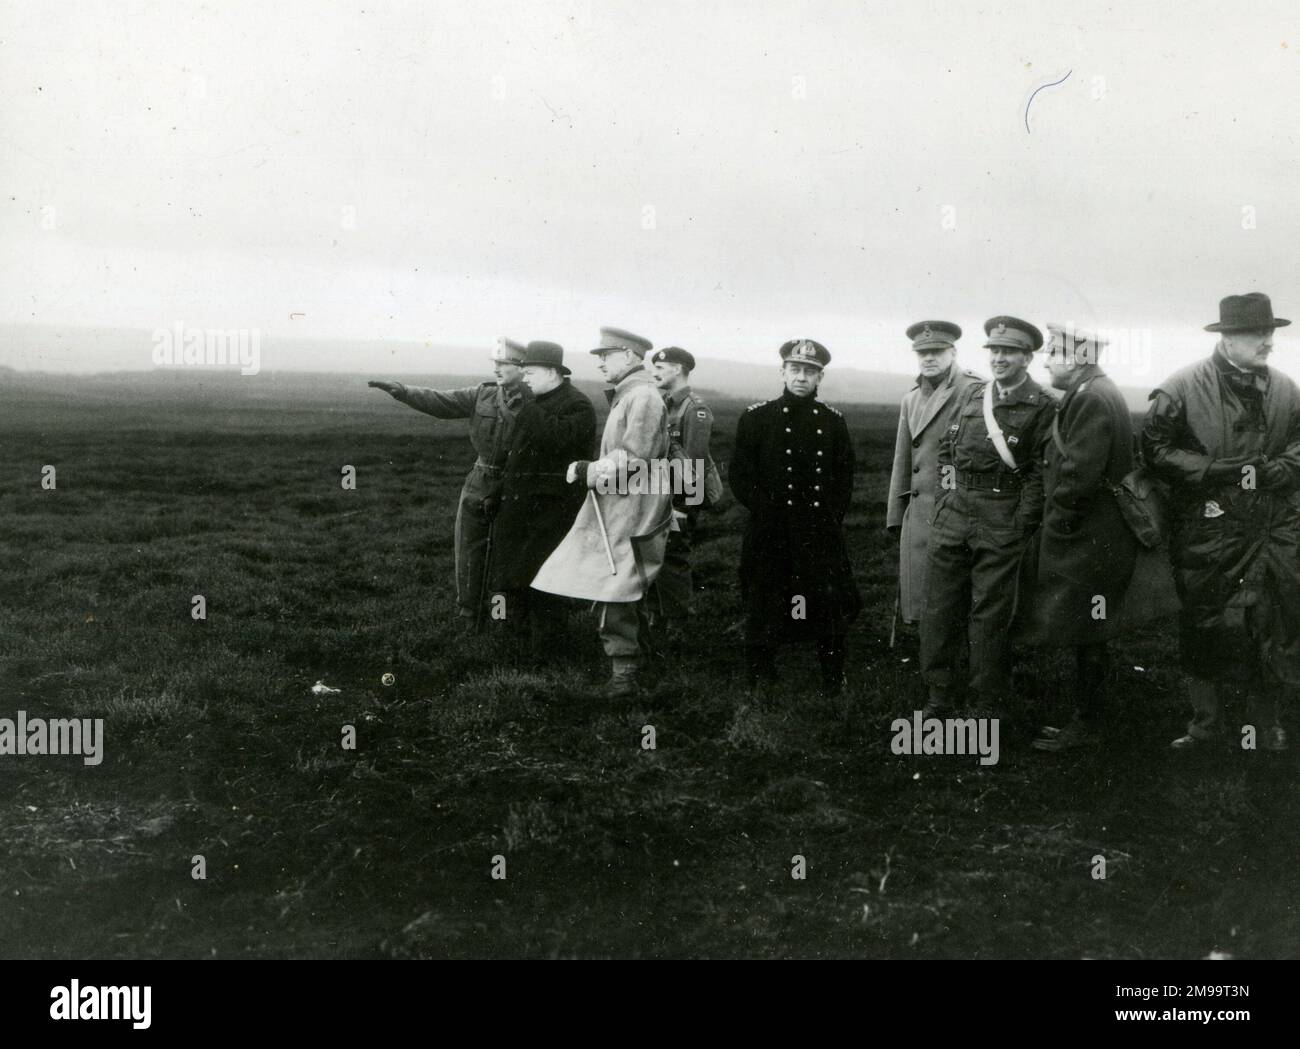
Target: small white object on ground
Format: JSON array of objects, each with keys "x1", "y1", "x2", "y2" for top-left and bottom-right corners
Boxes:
[{"x1": 311, "y1": 680, "x2": 341, "y2": 695}]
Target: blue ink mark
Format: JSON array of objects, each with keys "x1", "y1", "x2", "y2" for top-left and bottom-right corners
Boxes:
[{"x1": 1024, "y1": 69, "x2": 1072, "y2": 133}]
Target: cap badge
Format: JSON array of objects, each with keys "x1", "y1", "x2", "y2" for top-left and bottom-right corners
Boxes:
[{"x1": 921, "y1": 325, "x2": 932, "y2": 339}]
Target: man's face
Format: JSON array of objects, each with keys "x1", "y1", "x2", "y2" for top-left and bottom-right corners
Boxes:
[
  {"x1": 988, "y1": 346, "x2": 1030, "y2": 385},
  {"x1": 653, "y1": 360, "x2": 684, "y2": 390},
  {"x1": 1044, "y1": 336, "x2": 1076, "y2": 390},
  {"x1": 521, "y1": 365, "x2": 561, "y2": 394},
  {"x1": 1222, "y1": 329, "x2": 1274, "y2": 371},
  {"x1": 782, "y1": 361, "x2": 822, "y2": 397},
  {"x1": 493, "y1": 361, "x2": 523, "y2": 384},
  {"x1": 916, "y1": 347, "x2": 954, "y2": 378},
  {"x1": 596, "y1": 349, "x2": 637, "y2": 383}
]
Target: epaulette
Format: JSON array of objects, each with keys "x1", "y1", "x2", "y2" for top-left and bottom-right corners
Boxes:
[
  {"x1": 746, "y1": 401, "x2": 767, "y2": 412},
  {"x1": 823, "y1": 404, "x2": 843, "y2": 417},
  {"x1": 963, "y1": 370, "x2": 984, "y2": 380}
]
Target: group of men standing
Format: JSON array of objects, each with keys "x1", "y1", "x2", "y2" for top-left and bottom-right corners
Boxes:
[
  {"x1": 370, "y1": 328, "x2": 716, "y2": 697},
  {"x1": 370, "y1": 290, "x2": 1299, "y2": 754},
  {"x1": 888, "y1": 292, "x2": 1299, "y2": 752}
]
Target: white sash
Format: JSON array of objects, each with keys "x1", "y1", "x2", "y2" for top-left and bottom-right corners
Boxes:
[{"x1": 982, "y1": 381, "x2": 1019, "y2": 471}]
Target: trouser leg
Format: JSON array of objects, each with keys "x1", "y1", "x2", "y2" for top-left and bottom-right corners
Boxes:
[
  {"x1": 920, "y1": 507, "x2": 972, "y2": 696},
  {"x1": 1186, "y1": 677, "x2": 1222, "y2": 739},
  {"x1": 651, "y1": 512, "x2": 696, "y2": 623},
  {"x1": 455, "y1": 481, "x2": 492, "y2": 621},
  {"x1": 966, "y1": 513, "x2": 1022, "y2": 701},
  {"x1": 1075, "y1": 643, "x2": 1109, "y2": 722},
  {"x1": 744, "y1": 610, "x2": 779, "y2": 683},
  {"x1": 597, "y1": 601, "x2": 642, "y2": 660}
]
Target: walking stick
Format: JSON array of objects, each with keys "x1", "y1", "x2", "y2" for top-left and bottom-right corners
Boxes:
[
  {"x1": 589, "y1": 490, "x2": 618, "y2": 575},
  {"x1": 888, "y1": 585, "x2": 900, "y2": 650}
]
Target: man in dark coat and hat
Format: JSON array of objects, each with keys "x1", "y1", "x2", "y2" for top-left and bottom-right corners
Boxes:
[
  {"x1": 729, "y1": 338, "x2": 862, "y2": 695},
  {"x1": 1142, "y1": 292, "x2": 1300, "y2": 752},
  {"x1": 1024, "y1": 323, "x2": 1139, "y2": 751},
  {"x1": 491, "y1": 342, "x2": 597, "y2": 657}
]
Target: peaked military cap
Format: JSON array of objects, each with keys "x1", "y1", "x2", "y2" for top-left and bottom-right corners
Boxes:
[
  {"x1": 779, "y1": 338, "x2": 831, "y2": 370},
  {"x1": 650, "y1": 346, "x2": 696, "y2": 371},
  {"x1": 906, "y1": 320, "x2": 961, "y2": 352},
  {"x1": 492, "y1": 337, "x2": 526, "y2": 364},
  {"x1": 983, "y1": 316, "x2": 1044, "y2": 352},
  {"x1": 590, "y1": 326, "x2": 653, "y2": 357},
  {"x1": 521, "y1": 340, "x2": 570, "y2": 375}
]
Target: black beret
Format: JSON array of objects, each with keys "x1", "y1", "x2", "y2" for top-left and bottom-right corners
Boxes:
[{"x1": 650, "y1": 346, "x2": 696, "y2": 371}]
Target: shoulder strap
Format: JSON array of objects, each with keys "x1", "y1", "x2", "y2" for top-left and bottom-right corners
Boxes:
[{"x1": 982, "y1": 382, "x2": 1019, "y2": 470}]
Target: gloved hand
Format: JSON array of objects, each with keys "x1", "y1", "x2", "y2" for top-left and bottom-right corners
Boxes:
[
  {"x1": 585, "y1": 458, "x2": 617, "y2": 488},
  {"x1": 368, "y1": 380, "x2": 404, "y2": 397},
  {"x1": 1204, "y1": 455, "x2": 1263, "y2": 484},
  {"x1": 1260, "y1": 459, "x2": 1291, "y2": 490},
  {"x1": 566, "y1": 461, "x2": 592, "y2": 485}
]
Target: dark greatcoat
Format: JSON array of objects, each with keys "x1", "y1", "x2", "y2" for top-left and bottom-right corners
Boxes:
[
  {"x1": 729, "y1": 388, "x2": 862, "y2": 640},
  {"x1": 490, "y1": 378, "x2": 597, "y2": 591},
  {"x1": 1141, "y1": 346, "x2": 1300, "y2": 685},
  {"x1": 1017, "y1": 365, "x2": 1139, "y2": 644}
]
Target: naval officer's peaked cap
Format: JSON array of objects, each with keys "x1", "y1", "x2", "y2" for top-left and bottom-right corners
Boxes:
[
  {"x1": 589, "y1": 327, "x2": 653, "y2": 357},
  {"x1": 779, "y1": 338, "x2": 831, "y2": 369},
  {"x1": 905, "y1": 321, "x2": 961, "y2": 352},
  {"x1": 982, "y1": 316, "x2": 1044, "y2": 352}
]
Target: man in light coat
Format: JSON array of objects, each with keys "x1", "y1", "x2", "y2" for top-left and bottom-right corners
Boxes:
[
  {"x1": 1142, "y1": 292, "x2": 1300, "y2": 752},
  {"x1": 532, "y1": 327, "x2": 674, "y2": 697},
  {"x1": 887, "y1": 321, "x2": 980, "y2": 626}
]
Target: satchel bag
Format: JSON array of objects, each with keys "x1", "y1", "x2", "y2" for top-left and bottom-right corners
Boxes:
[{"x1": 1051, "y1": 413, "x2": 1167, "y2": 549}]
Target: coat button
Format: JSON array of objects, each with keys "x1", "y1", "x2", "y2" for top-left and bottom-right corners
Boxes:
[
  {"x1": 788, "y1": 484, "x2": 794, "y2": 489},
  {"x1": 786, "y1": 449, "x2": 792, "y2": 454},
  {"x1": 813, "y1": 501, "x2": 820, "y2": 507},
  {"x1": 785, "y1": 427, "x2": 791, "y2": 432},
  {"x1": 787, "y1": 466, "x2": 793, "y2": 472},
  {"x1": 813, "y1": 409, "x2": 819, "y2": 415},
  {"x1": 787, "y1": 500, "x2": 793, "y2": 506},
  {"x1": 913, "y1": 465, "x2": 920, "y2": 473},
  {"x1": 817, "y1": 429, "x2": 823, "y2": 434},
  {"x1": 816, "y1": 467, "x2": 822, "y2": 473},
  {"x1": 814, "y1": 485, "x2": 821, "y2": 491},
  {"x1": 816, "y1": 450, "x2": 823, "y2": 456},
  {"x1": 783, "y1": 407, "x2": 789, "y2": 413},
  {"x1": 912, "y1": 438, "x2": 921, "y2": 448}
]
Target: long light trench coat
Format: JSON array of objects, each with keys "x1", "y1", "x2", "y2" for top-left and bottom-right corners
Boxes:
[
  {"x1": 886, "y1": 366, "x2": 980, "y2": 623},
  {"x1": 531, "y1": 367, "x2": 675, "y2": 604}
]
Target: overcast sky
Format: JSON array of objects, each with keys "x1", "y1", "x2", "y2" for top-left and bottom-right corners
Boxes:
[{"x1": 3, "y1": 0, "x2": 1300, "y2": 386}]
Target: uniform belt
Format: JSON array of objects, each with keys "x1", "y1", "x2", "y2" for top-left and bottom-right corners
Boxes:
[
  {"x1": 473, "y1": 460, "x2": 505, "y2": 474},
  {"x1": 955, "y1": 469, "x2": 1023, "y2": 491}
]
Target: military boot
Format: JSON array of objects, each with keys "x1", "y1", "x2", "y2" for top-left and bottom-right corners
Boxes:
[{"x1": 603, "y1": 656, "x2": 641, "y2": 699}]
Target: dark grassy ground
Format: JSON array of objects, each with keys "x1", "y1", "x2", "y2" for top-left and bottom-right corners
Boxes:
[{"x1": 0, "y1": 383, "x2": 1296, "y2": 959}]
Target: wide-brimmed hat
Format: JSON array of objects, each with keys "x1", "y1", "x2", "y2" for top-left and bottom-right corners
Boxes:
[
  {"x1": 1205, "y1": 292, "x2": 1290, "y2": 333},
  {"x1": 520, "y1": 340, "x2": 569, "y2": 375}
]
